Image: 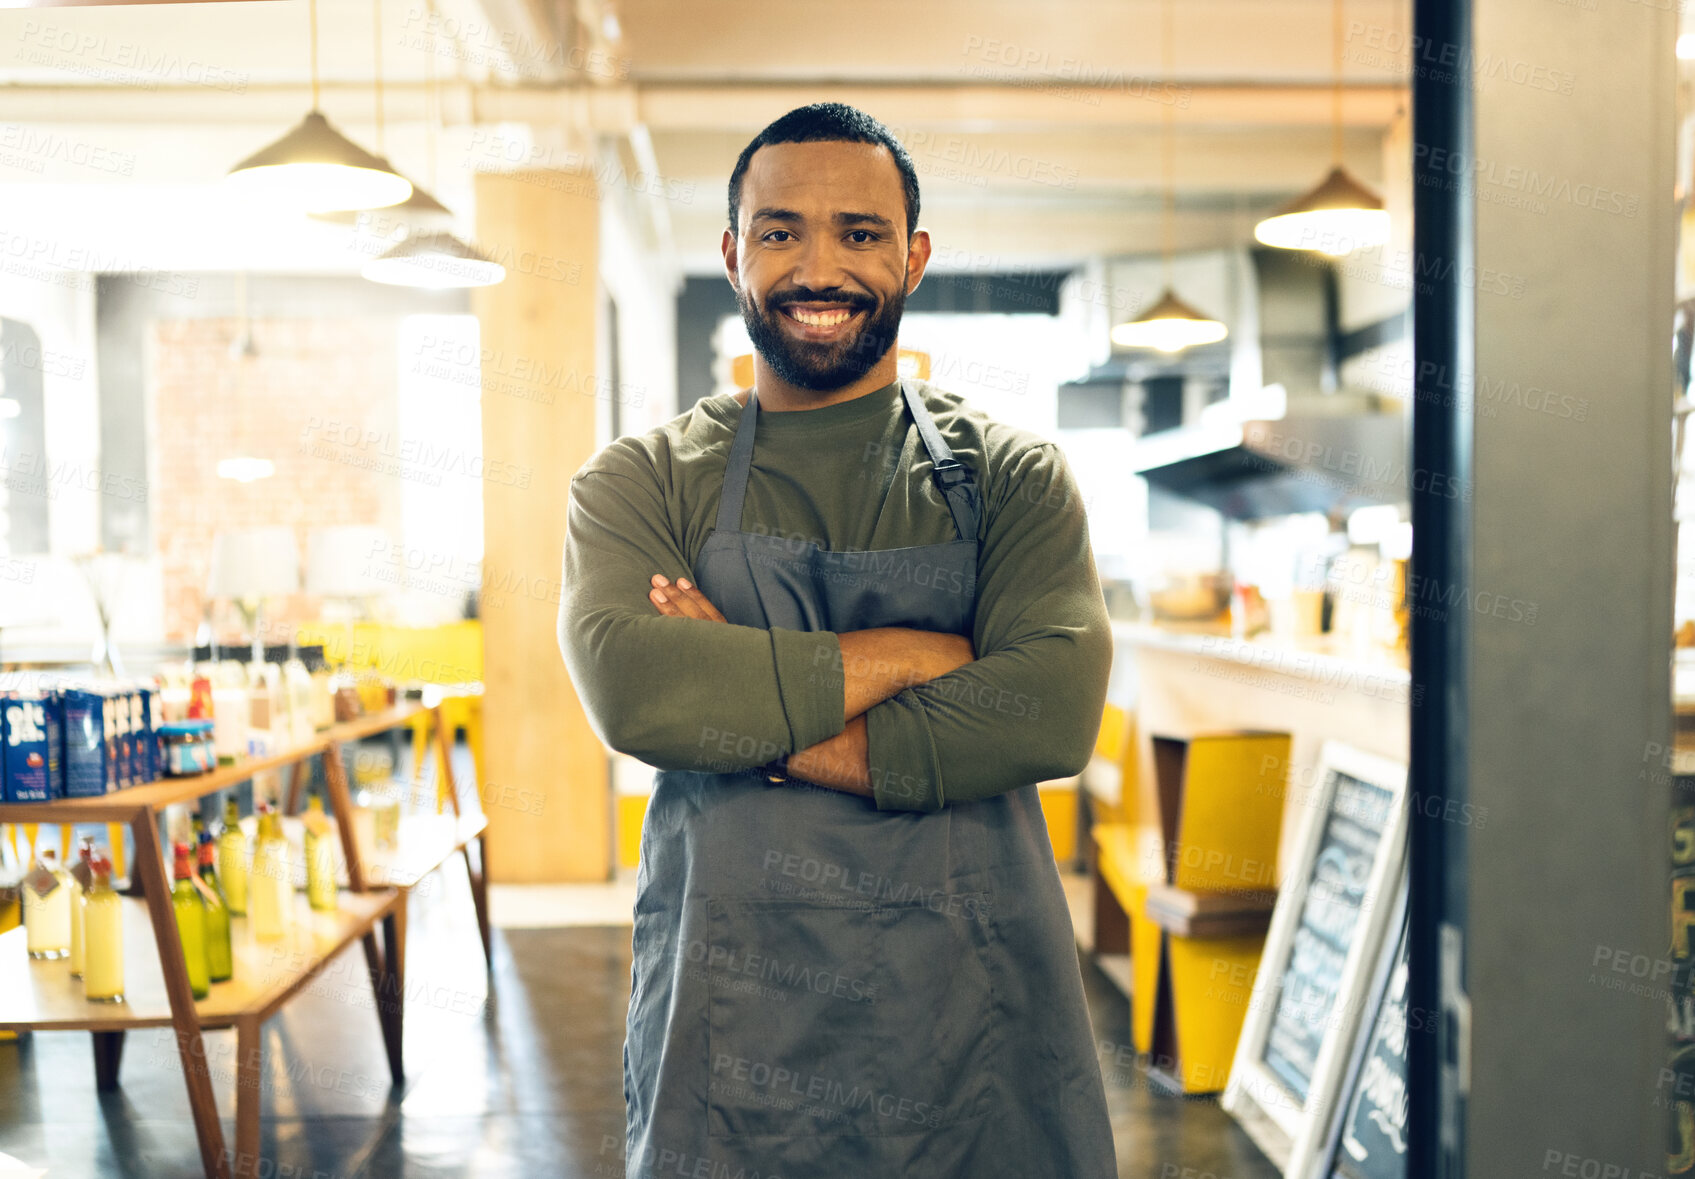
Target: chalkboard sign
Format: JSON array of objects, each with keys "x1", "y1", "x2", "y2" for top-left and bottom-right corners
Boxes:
[
  {"x1": 1321, "y1": 879, "x2": 1410, "y2": 1179},
  {"x1": 1262, "y1": 770, "x2": 1398, "y2": 1101},
  {"x1": 1223, "y1": 742, "x2": 1408, "y2": 1179}
]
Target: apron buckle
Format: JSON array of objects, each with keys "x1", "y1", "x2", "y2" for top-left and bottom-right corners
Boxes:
[{"x1": 930, "y1": 459, "x2": 971, "y2": 490}]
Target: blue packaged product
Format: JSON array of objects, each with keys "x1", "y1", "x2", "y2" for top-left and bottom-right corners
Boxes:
[
  {"x1": 62, "y1": 688, "x2": 112, "y2": 798},
  {"x1": 2, "y1": 693, "x2": 53, "y2": 803},
  {"x1": 136, "y1": 686, "x2": 157, "y2": 784},
  {"x1": 43, "y1": 691, "x2": 63, "y2": 798},
  {"x1": 119, "y1": 688, "x2": 138, "y2": 789},
  {"x1": 109, "y1": 688, "x2": 127, "y2": 791}
]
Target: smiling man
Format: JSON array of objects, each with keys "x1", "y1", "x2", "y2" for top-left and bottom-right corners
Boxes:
[{"x1": 559, "y1": 103, "x2": 1117, "y2": 1178}]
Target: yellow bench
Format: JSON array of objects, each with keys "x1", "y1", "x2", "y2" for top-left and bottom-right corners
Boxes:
[{"x1": 1090, "y1": 730, "x2": 1290, "y2": 1094}]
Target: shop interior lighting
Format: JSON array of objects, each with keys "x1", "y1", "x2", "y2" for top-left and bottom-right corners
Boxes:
[
  {"x1": 362, "y1": 231, "x2": 506, "y2": 289},
  {"x1": 1254, "y1": 0, "x2": 1390, "y2": 255},
  {"x1": 358, "y1": 2, "x2": 504, "y2": 289},
  {"x1": 216, "y1": 457, "x2": 276, "y2": 483},
  {"x1": 225, "y1": 0, "x2": 412, "y2": 214},
  {"x1": 310, "y1": 0, "x2": 450, "y2": 229},
  {"x1": 1112, "y1": 0, "x2": 1227, "y2": 353}
]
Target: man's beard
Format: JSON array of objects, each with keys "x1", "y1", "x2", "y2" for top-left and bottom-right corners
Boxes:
[{"x1": 735, "y1": 282, "x2": 907, "y2": 393}]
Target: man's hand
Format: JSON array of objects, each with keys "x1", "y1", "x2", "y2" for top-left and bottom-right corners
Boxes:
[
  {"x1": 644, "y1": 570, "x2": 975, "y2": 803},
  {"x1": 647, "y1": 572, "x2": 974, "y2": 723},
  {"x1": 648, "y1": 574, "x2": 726, "y2": 622}
]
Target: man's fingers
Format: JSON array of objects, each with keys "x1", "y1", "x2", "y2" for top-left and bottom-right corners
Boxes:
[
  {"x1": 677, "y1": 578, "x2": 728, "y2": 622},
  {"x1": 648, "y1": 586, "x2": 685, "y2": 616},
  {"x1": 655, "y1": 582, "x2": 711, "y2": 620},
  {"x1": 648, "y1": 574, "x2": 726, "y2": 622}
]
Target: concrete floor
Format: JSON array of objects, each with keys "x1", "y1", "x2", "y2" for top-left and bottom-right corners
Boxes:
[{"x1": 0, "y1": 856, "x2": 1279, "y2": 1179}]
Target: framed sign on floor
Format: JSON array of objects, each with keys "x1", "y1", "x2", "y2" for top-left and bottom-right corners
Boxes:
[{"x1": 1222, "y1": 741, "x2": 1408, "y2": 1178}]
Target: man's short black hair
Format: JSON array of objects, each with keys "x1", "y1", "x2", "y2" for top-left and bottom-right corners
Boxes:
[{"x1": 727, "y1": 103, "x2": 921, "y2": 240}]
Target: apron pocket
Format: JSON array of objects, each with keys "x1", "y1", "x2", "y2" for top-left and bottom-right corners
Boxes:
[{"x1": 704, "y1": 893, "x2": 999, "y2": 1139}]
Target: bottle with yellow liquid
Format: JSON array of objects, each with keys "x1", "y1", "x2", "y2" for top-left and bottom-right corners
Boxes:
[
  {"x1": 83, "y1": 849, "x2": 124, "y2": 1003},
  {"x1": 195, "y1": 832, "x2": 232, "y2": 983},
  {"x1": 170, "y1": 842, "x2": 209, "y2": 1000},
  {"x1": 249, "y1": 805, "x2": 289, "y2": 942},
  {"x1": 68, "y1": 839, "x2": 92, "y2": 978},
  {"x1": 302, "y1": 794, "x2": 338, "y2": 913},
  {"x1": 23, "y1": 848, "x2": 71, "y2": 959},
  {"x1": 218, "y1": 796, "x2": 248, "y2": 916}
]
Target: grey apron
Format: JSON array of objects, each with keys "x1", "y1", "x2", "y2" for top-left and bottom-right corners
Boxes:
[{"x1": 624, "y1": 379, "x2": 1116, "y2": 1179}]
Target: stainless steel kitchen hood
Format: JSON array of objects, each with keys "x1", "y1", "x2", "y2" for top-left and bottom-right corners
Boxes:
[{"x1": 1130, "y1": 401, "x2": 1409, "y2": 520}]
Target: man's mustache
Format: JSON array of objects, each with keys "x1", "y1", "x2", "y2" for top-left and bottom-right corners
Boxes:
[{"x1": 766, "y1": 289, "x2": 877, "y2": 313}]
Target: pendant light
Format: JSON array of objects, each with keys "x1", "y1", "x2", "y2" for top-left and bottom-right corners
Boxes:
[
  {"x1": 225, "y1": 0, "x2": 412, "y2": 215},
  {"x1": 1254, "y1": 0, "x2": 1390, "y2": 255},
  {"x1": 363, "y1": 231, "x2": 506, "y2": 288},
  {"x1": 1112, "y1": 0, "x2": 1227, "y2": 353},
  {"x1": 311, "y1": 0, "x2": 451, "y2": 229},
  {"x1": 361, "y1": 3, "x2": 505, "y2": 289}
]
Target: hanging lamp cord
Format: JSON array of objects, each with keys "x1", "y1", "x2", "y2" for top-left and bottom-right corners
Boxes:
[
  {"x1": 372, "y1": 0, "x2": 385, "y2": 154},
  {"x1": 1332, "y1": 0, "x2": 1345, "y2": 166},
  {"x1": 1161, "y1": 0, "x2": 1176, "y2": 288},
  {"x1": 309, "y1": 0, "x2": 321, "y2": 110}
]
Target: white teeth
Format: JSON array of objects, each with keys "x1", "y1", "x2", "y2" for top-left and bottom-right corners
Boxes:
[{"x1": 787, "y1": 308, "x2": 852, "y2": 327}]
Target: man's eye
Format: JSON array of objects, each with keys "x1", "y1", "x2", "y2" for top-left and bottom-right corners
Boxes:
[
  {"x1": 762, "y1": 230, "x2": 794, "y2": 242},
  {"x1": 847, "y1": 231, "x2": 878, "y2": 243}
]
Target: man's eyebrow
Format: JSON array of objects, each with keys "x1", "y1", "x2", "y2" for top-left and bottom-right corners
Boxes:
[
  {"x1": 835, "y1": 211, "x2": 895, "y2": 230},
  {"x1": 747, "y1": 207, "x2": 896, "y2": 230}
]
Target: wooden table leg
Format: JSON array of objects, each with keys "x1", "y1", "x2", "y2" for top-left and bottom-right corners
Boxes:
[
  {"x1": 233, "y1": 1015, "x2": 263, "y2": 1179},
  {"x1": 430, "y1": 705, "x2": 459, "y2": 817},
  {"x1": 372, "y1": 900, "x2": 406, "y2": 1087},
  {"x1": 130, "y1": 810, "x2": 230, "y2": 1179},
  {"x1": 91, "y1": 1030, "x2": 125, "y2": 1092},
  {"x1": 284, "y1": 760, "x2": 309, "y2": 815},
  {"x1": 434, "y1": 703, "x2": 492, "y2": 967},
  {"x1": 463, "y1": 834, "x2": 492, "y2": 970},
  {"x1": 321, "y1": 742, "x2": 366, "y2": 893}
]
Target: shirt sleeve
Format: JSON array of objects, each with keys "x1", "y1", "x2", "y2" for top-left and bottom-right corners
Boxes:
[
  {"x1": 558, "y1": 464, "x2": 845, "y2": 772},
  {"x1": 864, "y1": 442, "x2": 1112, "y2": 812}
]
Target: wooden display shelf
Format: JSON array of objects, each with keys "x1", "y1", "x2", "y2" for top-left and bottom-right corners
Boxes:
[
  {"x1": 0, "y1": 889, "x2": 399, "y2": 1032},
  {"x1": 0, "y1": 699, "x2": 477, "y2": 1179},
  {"x1": 0, "y1": 704, "x2": 427, "y2": 825}
]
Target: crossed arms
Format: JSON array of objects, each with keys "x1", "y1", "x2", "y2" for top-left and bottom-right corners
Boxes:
[
  {"x1": 643, "y1": 573, "x2": 974, "y2": 797},
  {"x1": 556, "y1": 442, "x2": 1111, "y2": 812}
]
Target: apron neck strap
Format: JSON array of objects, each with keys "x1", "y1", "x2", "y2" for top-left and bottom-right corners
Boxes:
[
  {"x1": 714, "y1": 387, "x2": 762, "y2": 535},
  {"x1": 899, "y1": 378, "x2": 979, "y2": 542},
  {"x1": 714, "y1": 380, "x2": 981, "y2": 541}
]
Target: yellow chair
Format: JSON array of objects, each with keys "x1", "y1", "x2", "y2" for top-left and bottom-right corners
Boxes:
[{"x1": 296, "y1": 620, "x2": 486, "y2": 810}]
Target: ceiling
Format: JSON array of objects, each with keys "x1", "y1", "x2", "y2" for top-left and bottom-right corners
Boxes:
[{"x1": 0, "y1": 0, "x2": 1409, "y2": 274}]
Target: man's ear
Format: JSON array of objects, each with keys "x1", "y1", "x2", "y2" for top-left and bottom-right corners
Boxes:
[
  {"x1": 904, "y1": 228, "x2": 933, "y2": 296},
  {"x1": 722, "y1": 227, "x2": 740, "y2": 291}
]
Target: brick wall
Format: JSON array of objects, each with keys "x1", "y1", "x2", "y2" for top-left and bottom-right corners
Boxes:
[{"x1": 152, "y1": 317, "x2": 402, "y2": 641}]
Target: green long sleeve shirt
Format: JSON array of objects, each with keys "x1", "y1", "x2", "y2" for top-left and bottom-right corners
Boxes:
[{"x1": 556, "y1": 377, "x2": 1112, "y2": 812}]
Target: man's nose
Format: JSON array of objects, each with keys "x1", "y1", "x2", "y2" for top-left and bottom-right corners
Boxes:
[{"x1": 785, "y1": 237, "x2": 851, "y2": 294}]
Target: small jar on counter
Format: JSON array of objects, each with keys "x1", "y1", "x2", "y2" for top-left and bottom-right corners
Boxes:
[{"x1": 158, "y1": 720, "x2": 216, "y2": 777}]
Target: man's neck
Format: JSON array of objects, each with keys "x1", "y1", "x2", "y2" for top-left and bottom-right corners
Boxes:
[{"x1": 751, "y1": 352, "x2": 900, "y2": 412}]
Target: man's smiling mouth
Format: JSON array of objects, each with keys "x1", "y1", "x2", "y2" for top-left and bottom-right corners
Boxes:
[
  {"x1": 776, "y1": 303, "x2": 867, "y2": 336},
  {"x1": 785, "y1": 307, "x2": 854, "y2": 327}
]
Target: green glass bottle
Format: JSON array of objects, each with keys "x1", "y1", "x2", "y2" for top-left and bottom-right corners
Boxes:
[
  {"x1": 170, "y1": 841, "x2": 209, "y2": 1000},
  {"x1": 218, "y1": 796, "x2": 248, "y2": 916},
  {"x1": 302, "y1": 793, "x2": 338, "y2": 913},
  {"x1": 196, "y1": 832, "x2": 232, "y2": 983}
]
